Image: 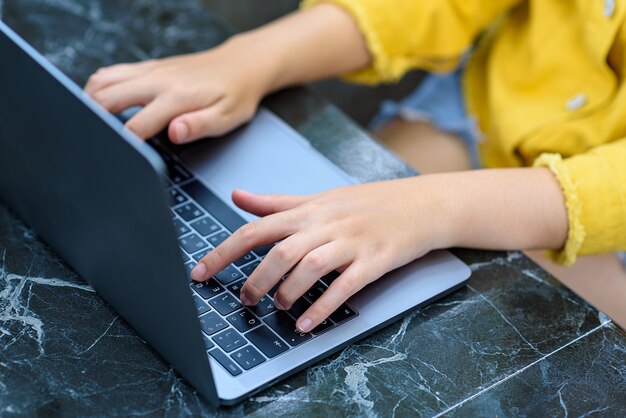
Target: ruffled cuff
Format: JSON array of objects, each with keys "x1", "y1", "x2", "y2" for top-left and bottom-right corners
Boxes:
[
  {"x1": 300, "y1": 0, "x2": 461, "y2": 84},
  {"x1": 533, "y1": 153, "x2": 585, "y2": 266}
]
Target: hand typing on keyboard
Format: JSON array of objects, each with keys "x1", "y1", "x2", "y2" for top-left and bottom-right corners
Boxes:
[
  {"x1": 191, "y1": 178, "x2": 449, "y2": 333},
  {"x1": 84, "y1": 39, "x2": 271, "y2": 144},
  {"x1": 83, "y1": 5, "x2": 372, "y2": 147}
]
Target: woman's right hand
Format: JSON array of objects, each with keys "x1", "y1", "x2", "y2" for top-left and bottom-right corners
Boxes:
[
  {"x1": 84, "y1": 4, "x2": 371, "y2": 144},
  {"x1": 84, "y1": 36, "x2": 277, "y2": 144}
]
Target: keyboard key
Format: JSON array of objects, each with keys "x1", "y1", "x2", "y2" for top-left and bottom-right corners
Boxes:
[
  {"x1": 268, "y1": 279, "x2": 282, "y2": 298},
  {"x1": 184, "y1": 261, "x2": 195, "y2": 276},
  {"x1": 149, "y1": 140, "x2": 173, "y2": 162},
  {"x1": 208, "y1": 231, "x2": 230, "y2": 247},
  {"x1": 241, "y1": 261, "x2": 260, "y2": 277},
  {"x1": 245, "y1": 326, "x2": 289, "y2": 358},
  {"x1": 226, "y1": 309, "x2": 260, "y2": 333},
  {"x1": 209, "y1": 349, "x2": 242, "y2": 376},
  {"x1": 193, "y1": 294, "x2": 211, "y2": 315},
  {"x1": 214, "y1": 265, "x2": 244, "y2": 285},
  {"x1": 192, "y1": 279, "x2": 224, "y2": 300},
  {"x1": 226, "y1": 279, "x2": 246, "y2": 299},
  {"x1": 231, "y1": 346, "x2": 266, "y2": 370},
  {"x1": 209, "y1": 293, "x2": 242, "y2": 315},
  {"x1": 198, "y1": 312, "x2": 228, "y2": 335},
  {"x1": 193, "y1": 247, "x2": 212, "y2": 261},
  {"x1": 304, "y1": 284, "x2": 326, "y2": 303},
  {"x1": 202, "y1": 333, "x2": 215, "y2": 350},
  {"x1": 251, "y1": 295, "x2": 276, "y2": 317},
  {"x1": 169, "y1": 188, "x2": 188, "y2": 206},
  {"x1": 179, "y1": 233, "x2": 208, "y2": 254},
  {"x1": 329, "y1": 304, "x2": 357, "y2": 324},
  {"x1": 173, "y1": 218, "x2": 191, "y2": 237},
  {"x1": 288, "y1": 297, "x2": 311, "y2": 319},
  {"x1": 175, "y1": 203, "x2": 204, "y2": 222},
  {"x1": 234, "y1": 252, "x2": 256, "y2": 267},
  {"x1": 320, "y1": 271, "x2": 340, "y2": 287},
  {"x1": 190, "y1": 217, "x2": 221, "y2": 237},
  {"x1": 227, "y1": 279, "x2": 278, "y2": 315},
  {"x1": 311, "y1": 318, "x2": 335, "y2": 335},
  {"x1": 167, "y1": 162, "x2": 193, "y2": 184},
  {"x1": 182, "y1": 180, "x2": 247, "y2": 233},
  {"x1": 212, "y1": 329, "x2": 247, "y2": 353},
  {"x1": 252, "y1": 244, "x2": 274, "y2": 257},
  {"x1": 264, "y1": 311, "x2": 312, "y2": 347}
]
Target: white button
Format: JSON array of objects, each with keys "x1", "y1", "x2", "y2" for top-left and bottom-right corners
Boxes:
[
  {"x1": 566, "y1": 93, "x2": 588, "y2": 111},
  {"x1": 604, "y1": 0, "x2": 616, "y2": 18}
]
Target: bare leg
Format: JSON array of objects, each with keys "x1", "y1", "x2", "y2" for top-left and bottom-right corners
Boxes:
[
  {"x1": 374, "y1": 118, "x2": 472, "y2": 174},
  {"x1": 525, "y1": 250, "x2": 626, "y2": 329}
]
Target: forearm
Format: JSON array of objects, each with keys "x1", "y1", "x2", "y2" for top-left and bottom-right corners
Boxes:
[
  {"x1": 426, "y1": 168, "x2": 569, "y2": 252},
  {"x1": 224, "y1": 3, "x2": 371, "y2": 94}
]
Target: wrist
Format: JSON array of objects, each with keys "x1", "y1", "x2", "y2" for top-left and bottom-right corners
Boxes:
[
  {"x1": 391, "y1": 176, "x2": 460, "y2": 254},
  {"x1": 222, "y1": 4, "x2": 370, "y2": 95},
  {"x1": 414, "y1": 175, "x2": 463, "y2": 251},
  {"x1": 219, "y1": 33, "x2": 285, "y2": 96}
]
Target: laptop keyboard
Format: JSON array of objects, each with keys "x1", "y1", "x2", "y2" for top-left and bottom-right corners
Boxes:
[{"x1": 148, "y1": 139, "x2": 358, "y2": 377}]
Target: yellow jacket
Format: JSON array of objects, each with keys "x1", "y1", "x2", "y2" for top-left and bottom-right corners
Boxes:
[{"x1": 302, "y1": 0, "x2": 626, "y2": 265}]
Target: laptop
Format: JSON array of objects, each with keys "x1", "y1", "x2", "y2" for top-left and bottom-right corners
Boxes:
[{"x1": 0, "y1": 21, "x2": 471, "y2": 405}]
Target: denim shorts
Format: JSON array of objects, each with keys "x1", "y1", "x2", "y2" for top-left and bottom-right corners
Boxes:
[
  {"x1": 369, "y1": 65, "x2": 483, "y2": 169},
  {"x1": 370, "y1": 67, "x2": 626, "y2": 268}
]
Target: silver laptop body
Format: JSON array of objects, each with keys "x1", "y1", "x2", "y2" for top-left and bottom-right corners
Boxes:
[{"x1": 0, "y1": 21, "x2": 470, "y2": 405}]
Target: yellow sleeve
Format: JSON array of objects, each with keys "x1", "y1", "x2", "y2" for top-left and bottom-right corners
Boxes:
[
  {"x1": 300, "y1": 0, "x2": 522, "y2": 84},
  {"x1": 534, "y1": 139, "x2": 626, "y2": 266}
]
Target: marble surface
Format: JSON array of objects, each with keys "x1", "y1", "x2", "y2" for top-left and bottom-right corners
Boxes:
[{"x1": 1, "y1": 0, "x2": 625, "y2": 416}]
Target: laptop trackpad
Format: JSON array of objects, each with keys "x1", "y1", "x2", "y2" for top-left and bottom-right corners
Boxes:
[{"x1": 178, "y1": 109, "x2": 356, "y2": 222}]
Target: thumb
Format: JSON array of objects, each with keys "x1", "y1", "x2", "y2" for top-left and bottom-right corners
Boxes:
[{"x1": 168, "y1": 103, "x2": 253, "y2": 144}]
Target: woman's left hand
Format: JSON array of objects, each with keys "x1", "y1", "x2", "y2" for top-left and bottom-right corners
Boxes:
[
  {"x1": 191, "y1": 177, "x2": 452, "y2": 333},
  {"x1": 191, "y1": 167, "x2": 570, "y2": 333}
]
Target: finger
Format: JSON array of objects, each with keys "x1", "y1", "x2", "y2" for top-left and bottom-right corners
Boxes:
[
  {"x1": 90, "y1": 79, "x2": 155, "y2": 114},
  {"x1": 241, "y1": 229, "x2": 331, "y2": 306},
  {"x1": 191, "y1": 211, "x2": 299, "y2": 281},
  {"x1": 273, "y1": 240, "x2": 354, "y2": 311},
  {"x1": 168, "y1": 102, "x2": 244, "y2": 144},
  {"x1": 85, "y1": 62, "x2": 153, "y2": 94},
  {"x1": 124, "y1": 95, "x2": 188, "y2": 140},
  {"x1": 232, "y1": 189, "x2": 313, "y2": 217},
  {"x1": 296, "y1": 261, "x2": 375, "y2": 333}
]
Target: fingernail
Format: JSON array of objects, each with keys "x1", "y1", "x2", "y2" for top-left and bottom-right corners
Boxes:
[
  {"x1": 175, "y1": 122, "x2": 189, "y2": 142},
  {"x1": 240, "y1": 293, "x2": 253, "y2": 306},
  {"x1": 191, "y1": 262, "x2": 206, "y2": 280},
  {"x1": 274, "y1": 299, "x2": 286, "y2": 310},
  {"x1": 298, "y1": 317, "x2": 312, "y2": 333}
]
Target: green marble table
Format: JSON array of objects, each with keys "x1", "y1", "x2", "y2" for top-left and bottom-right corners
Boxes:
[{"x1": 0, "y1": 0, "x2": 624, "y2": 416}]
